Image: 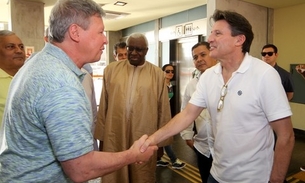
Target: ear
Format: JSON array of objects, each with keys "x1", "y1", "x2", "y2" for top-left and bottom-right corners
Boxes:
[
  {"x1": 235, "y1": 34, "x2": 246, "y2": 46},
  {"x1": 68, "y1": 24, "x2": 80, "y2": 42},
  {"x1": 143, "y1": 47, "x2": 149, "y2": 55},
  {"x1": 43, "y1": 36, "x2": 48, "y2": 42}
]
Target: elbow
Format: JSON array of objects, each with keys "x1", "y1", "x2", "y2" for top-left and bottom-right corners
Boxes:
[
  {"x1": 66, "y1": 171, "x2": 92, "y2": 183},
  {"x1": 61, "y1": 155, "x2": 94, "y2": 183},
  {"x1": 284, "y1": 129, "x2": 295, "y2": 151},
  {"x1": 289, "y1": 130, "x2": 295, "y2": 145}
]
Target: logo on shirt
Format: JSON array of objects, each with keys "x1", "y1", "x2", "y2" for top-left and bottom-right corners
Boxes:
[{"x1": 237, "y1": 90, "x2": 242, "y2": 96}]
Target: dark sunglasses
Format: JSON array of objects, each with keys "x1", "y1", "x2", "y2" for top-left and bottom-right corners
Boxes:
[
  {"x1": 261, "y1": 52, "x2": 274, "y2": 57},
  {"x1": 127, "y1": 46, "x2": 146, "y2": 52},
  {"x1": 165, "y1": 70, "x2": 174, "y2": 74}
]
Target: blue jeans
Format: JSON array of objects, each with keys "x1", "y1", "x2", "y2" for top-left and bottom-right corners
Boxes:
[{"x1": 164, "y1": 145, "x2": 177, "y2": 163}]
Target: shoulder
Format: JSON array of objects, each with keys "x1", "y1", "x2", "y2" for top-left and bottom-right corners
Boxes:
[
  {"x1": 199, "y1": 64, "x2": 218, "y2": 82},
  {"x1": 188, "y1": 77, "x2": 198, "y2": 87},
  {"x1": 184, "y1": 78, "x2": 198, "y2": 94},
  {"x1": 246, "y1": 55, "x2": 276, "y2": 75},
  {"x1": 104, "y1": 61, "x2": 125, "y2": 72},
  {"x1": 144, "y1": 61, "x2": 163, "y2": 73},
  {"x1": 0, "y1": 68, "x2": 11, "y2": 77},
  {"x1": 106, "y1": 60, "x2": 121, "y2": 68},
  {"x1": 275, "y1": 64, "x2": 291, "y2": 76},
  {"x1": 145, "y1": 61, "x2": 160, "y2": 69}
]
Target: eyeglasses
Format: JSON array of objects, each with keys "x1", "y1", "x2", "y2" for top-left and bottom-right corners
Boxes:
[
  {"x1": 165, "y1": 70, "x2": 174, "y2": 74},
  {"x1": 127, "y1": 46, "x2": 146, "y2": 53},
  {"x1": 261, "y1": 52, "x2": 274, "y2": 57},
  {"x1": 217, "y1": 84, "x2": 228, "y2": 112}
]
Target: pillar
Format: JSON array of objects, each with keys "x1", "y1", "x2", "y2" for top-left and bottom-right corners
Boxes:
[{"x1": 9, "y1": 0, "x2": 45, "y2": 52}]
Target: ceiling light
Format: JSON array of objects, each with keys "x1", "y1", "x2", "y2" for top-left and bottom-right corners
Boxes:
[
  {"x1": 114, "y1": 1, "x2": 127, "y2": 6},
  {"x1": 104, "y1": 10, "x2": 129, "y2": 20}
]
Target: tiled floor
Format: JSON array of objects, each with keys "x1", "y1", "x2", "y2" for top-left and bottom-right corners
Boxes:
[{"x1": 156, "y1": 130, "x2": 305, "y2": 183}]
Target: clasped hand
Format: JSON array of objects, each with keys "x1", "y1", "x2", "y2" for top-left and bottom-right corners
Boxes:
[{"x1": 131, "y1": 134, "x2": 157, "y2": 164}]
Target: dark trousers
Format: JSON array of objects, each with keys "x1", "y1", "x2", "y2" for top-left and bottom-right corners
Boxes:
[
  {"x1": 207, "y1": 171, "x2": 288, "y2": 183},
  {"x1": 207, "y1": 174, "x2": 219, "y2": 183},
  {"x1": 194, "y1": 147, "x2": 213, "y2": 183},
  {"x1": 157, "y1": 145, "x2": 177, "y2": 163}
]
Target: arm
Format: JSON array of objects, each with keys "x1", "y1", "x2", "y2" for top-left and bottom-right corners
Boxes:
[
  {"x1": 180, "y1": 93, "x2": 195, "y2": 148},
  {"x1": 269, "y1": 116, "x2": 295, "y2": 183},
  {"x1": 61, "y1": 134, "x2": 157, "y2": 183},
  {"x1": 156, "y1": 75, "x2": 173, "y2": 147},
  {"x1": 185, "y1": 139, "x2": 194, "y2": 149},
  {"x1": 94, "y1": 71, "x2": 108, "y2": 143},
  {"x1": 286, "y1": 73, "x2": 294, "y2": 101},
  {"x1": 286, "y1": 92, "x2": 293, "y2": 101},
  {"x1": 180, "y1": 79, "x2": 195, "y2": 148},
  {"x1": 141, "y1": 103, "x2": 203, "y2": 152},
  {"x1": 180, "y1": 121, "x2": 195, "y2": 149},
  {"x1": 81, "y1": 70, "x2": 99, "y2": 149}
]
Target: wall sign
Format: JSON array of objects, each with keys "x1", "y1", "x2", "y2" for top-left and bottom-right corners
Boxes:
[
  {"x1": 184, "y1": 23, "x2": 193, "y2": 35},
  {"x1": 175, "y1": 25, "x2": 183, "y2": 37},
  {"x1": 159, "y1": 18, "x2": 207, "y2": 41}
]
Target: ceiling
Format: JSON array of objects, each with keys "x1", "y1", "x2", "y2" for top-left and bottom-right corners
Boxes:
[{"x1": 0, "y1": 0, "x2": 304, "y2": 31}]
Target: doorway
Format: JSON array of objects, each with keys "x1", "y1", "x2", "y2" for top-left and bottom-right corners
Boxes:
[{"x1": 169, "y1": 35, "x2": 205, "y2": 115}]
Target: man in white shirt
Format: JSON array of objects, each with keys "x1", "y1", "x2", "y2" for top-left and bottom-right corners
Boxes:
[
  {"x1": 180, "y1": 41, "x2": 217, "y2": 183},
  {"x1": 141, "y1": 9, "x2": 294, "y2": 183}
]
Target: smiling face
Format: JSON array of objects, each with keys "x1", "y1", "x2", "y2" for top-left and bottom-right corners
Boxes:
[
  {"x1": 208, "y1": 20, "x2": 243, "y2": 61},
  {"x1": 192, "y1": 44, "x2": 217, "y2": 73},
  {"x1": 0, "y1": 34, "x2": 25, "y2": 76}
]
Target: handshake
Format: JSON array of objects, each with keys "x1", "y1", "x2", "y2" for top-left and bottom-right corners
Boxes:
[{"x1": 129, "y1": 134, "x2": 157, "y2": 164}]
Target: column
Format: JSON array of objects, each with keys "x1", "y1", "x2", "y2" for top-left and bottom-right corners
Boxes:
[{"x1": 9, "y1": 0, "x2": 45, "y2": 52}]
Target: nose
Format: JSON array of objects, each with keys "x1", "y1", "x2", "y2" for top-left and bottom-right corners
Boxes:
[
  {"x1": 102, "y1": 34, "x2": 108, "y2": 45},
  {"x1": 16, "y1": 46, "x2": 24, "y2": 53},
  {"x1": 130, "y1": 49, "x2": 138, "y2": 54},
  {"x1": 195, "y1": 55, "x2": 203, "y2": 62},
  {"x1": 195, "y1": 56, "x2": 204, "y2": 63},
  {"x1": 207, "y1": 34, "x2": 213, "y2": 43}
]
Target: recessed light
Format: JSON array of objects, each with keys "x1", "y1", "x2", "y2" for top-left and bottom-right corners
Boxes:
[{"x1": 114, "y1": 1, "x2": 127, "y2": 6}]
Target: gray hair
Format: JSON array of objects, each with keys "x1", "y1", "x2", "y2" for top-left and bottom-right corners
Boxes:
[
  {"x1": 0, "y1": 30, "x2": 15, "y2": 37},
  {"x1": 126, "y1": 33, "x2": 148, "y2": 47},
  {"x1": 113, "y1": 42, "x2": 127, "y2": 55},
  {"x1": 44, "y1": 27, "x2": 49, "y2": 37},
  {"x1": 48, "y1": 0, "x2": 105, "y2": 43}
]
